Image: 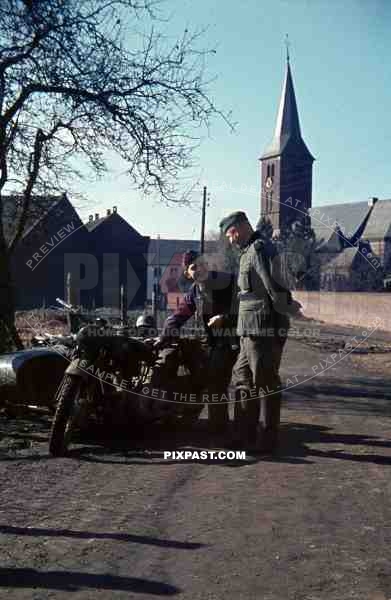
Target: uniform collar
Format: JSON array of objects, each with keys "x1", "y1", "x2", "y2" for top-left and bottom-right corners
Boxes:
[{"x1": 242, "y1": 229, "x2": 261, "y2": 250}]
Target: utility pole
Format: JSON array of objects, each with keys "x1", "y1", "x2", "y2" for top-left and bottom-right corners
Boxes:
[
  {"x1": 200, "y1": 186, "x2": 207, "y2": 255},
  {"x1": 120, "y1": 284, "x2": 127, "y2": 327},
  {"x1": 152, "y1": 234, "x2": 160, "y2": 328}
]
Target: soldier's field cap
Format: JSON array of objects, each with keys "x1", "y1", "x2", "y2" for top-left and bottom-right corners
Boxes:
[
  {"x1": 219, "y1": 211, "x2": 248, "y2": 234},
  {"x1": 182, "y1": 249, "x2": 200, "y2": 268}
]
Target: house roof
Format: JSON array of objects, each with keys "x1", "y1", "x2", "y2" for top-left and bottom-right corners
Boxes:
[
  {"x1": 85, "y1": 211, "x2": 146, "y2": 238},
  {"x1": 2, "y1": 194, "x2": 68, "y2": 245},
  {"x1": 322, "y1": 247, "x2": 360, "y2": 270},
  {"x1": 311, "y1": 199, "x2": 391, "y2": 243}
]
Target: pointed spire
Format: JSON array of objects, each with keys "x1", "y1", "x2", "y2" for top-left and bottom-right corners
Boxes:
[
  {"x1": 285, "y1": 33, "x2": 290, "y2": 64},
  {"x1": 261, "y1": 52, "x2": 314, "y2": 160},
  {"x1": 274, "y1": 59, "x2": 302, "y2": 141}
]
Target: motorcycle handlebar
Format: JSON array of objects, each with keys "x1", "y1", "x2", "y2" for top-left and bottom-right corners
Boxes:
[{"x1": 56, "y1": 297, "x2": 79, "y2": 312}]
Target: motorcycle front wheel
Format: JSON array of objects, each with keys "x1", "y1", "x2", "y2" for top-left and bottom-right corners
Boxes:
[{"x1": 49, "y1": 375, "x2": 84, "y2": 457}]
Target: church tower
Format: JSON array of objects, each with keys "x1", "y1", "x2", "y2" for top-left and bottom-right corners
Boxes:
[{"x1": 260, "y1": 55, "x2": 314, "y2": 232}]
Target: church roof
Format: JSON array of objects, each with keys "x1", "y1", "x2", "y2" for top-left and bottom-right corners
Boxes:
[
  {"x1": 261, "y1": 60, "x2": 314, "y2": 161},
  {"x1": 322, "y1": 247, "x2": 360, "y2": 270},
  {"x1": 311, "y1": 199, "x2": 391, "y2": 243}
]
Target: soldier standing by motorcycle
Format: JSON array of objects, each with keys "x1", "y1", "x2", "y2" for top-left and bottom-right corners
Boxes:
[
  {"x1": 219, "y1": 211, "x2": 302, "y2": 453},
  {"x1": 156, "y1": 250, "x2": 238, "y2": 436}
]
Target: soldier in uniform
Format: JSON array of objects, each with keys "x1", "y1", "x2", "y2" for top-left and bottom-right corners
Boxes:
[
  {"x1": 219, "y1": 211, "x2": 302, "y2": 453},
  {"x1": 157, "y1": 250, "x2": 238, "y2": 435}
]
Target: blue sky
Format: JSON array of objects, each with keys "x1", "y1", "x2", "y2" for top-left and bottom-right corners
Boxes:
[{"x1": 77, "y1": 0, "x2": 391, "y2": 239}]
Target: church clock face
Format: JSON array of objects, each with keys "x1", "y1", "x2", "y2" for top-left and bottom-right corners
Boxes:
[{"x1": 265, "y1": 176, "x2": 273, "y2": 190}]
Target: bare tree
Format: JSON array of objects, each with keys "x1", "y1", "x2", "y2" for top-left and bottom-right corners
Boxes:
[{"x1": 0, "y1": 0, "x2": 232, "y2": 351}]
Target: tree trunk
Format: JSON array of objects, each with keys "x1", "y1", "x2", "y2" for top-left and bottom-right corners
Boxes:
[{"x1": 0, "y1": 236, "x2": 23, "y2": 353}]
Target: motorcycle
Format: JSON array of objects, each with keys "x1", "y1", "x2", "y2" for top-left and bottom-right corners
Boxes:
[
  {"x1": 30, "y1": 298, "x2": 87, "y2": 349},
  {"x1": 48, "y1": 319, "x2": 207, "y2": 456},
  {"x1": 0, "y1": 298, "x2": 83, "y2": 412}
]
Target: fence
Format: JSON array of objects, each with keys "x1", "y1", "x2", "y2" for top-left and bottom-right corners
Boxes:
[{"x1": 294, "y1": 291, "x2": 391, "y2": 332}]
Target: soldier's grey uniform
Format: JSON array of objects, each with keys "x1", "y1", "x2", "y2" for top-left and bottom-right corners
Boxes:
[{"x1": 232, "y1": 232, "x2": 296, "y2": 448}]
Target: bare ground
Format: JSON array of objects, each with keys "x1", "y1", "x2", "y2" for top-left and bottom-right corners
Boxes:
[{"x1": 1, "y1": 319, "x2": 391, "y2": 600}]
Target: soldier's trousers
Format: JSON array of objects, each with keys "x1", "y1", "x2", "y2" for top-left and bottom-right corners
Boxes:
[
  {"x1": 206, "y1": 341, "x2": 237, "y2": 430},
  {"x1": 232, "y1": 333, "x2": 287, "y2": 444}
]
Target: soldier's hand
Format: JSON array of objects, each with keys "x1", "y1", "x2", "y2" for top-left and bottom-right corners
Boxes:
[
  {"x1": 153, "y1": 336, "x2": 169, "y2": 351},
  {"x1": 207, "y1": 314, "x2": 225, "y2": 328},
  {"x1": 286, "y1": 299, "x2": 303, "y2": 316}
]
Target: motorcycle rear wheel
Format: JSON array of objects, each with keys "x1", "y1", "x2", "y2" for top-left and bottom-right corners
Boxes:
[{"x1": 49, "y1": 375, "x2": 82, "y2": 457}]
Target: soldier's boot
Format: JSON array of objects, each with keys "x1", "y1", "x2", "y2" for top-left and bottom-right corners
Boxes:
[
  {"x1": 208, "y1": 402, "x2": 229, "y2": 434},
  {"x1": 232, "y1": 387, "x2": 260, "y2": 450},
  {"x1": 260, "y1": 393, "x2": 281, "y2": 454},
  {"x1": 229, "y1": 387, "x2": 248, "y2": 448}
]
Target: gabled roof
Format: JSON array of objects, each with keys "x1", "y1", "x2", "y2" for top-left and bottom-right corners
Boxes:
[
  {"x1": 322, "y1": 247, "x2": 361, "y2": 270},
  {"x1": 85, "y1": 211, "x2": 146, "y2": 238},
  {"x1": 2, "y1": 193, "x2": 67, "y2": 245},
  {"x1": 315, "y1": 228, "x2": 344, "y2": 253},
  {"x1": 85, "y1": 215, "x2": 107, "y2": 231},
  {"x1": 311, "y1": 199, "x2": 391, "y2": 243},
  {"x1": 261, "y1": 60, "x2": 314, "y2": 161}
]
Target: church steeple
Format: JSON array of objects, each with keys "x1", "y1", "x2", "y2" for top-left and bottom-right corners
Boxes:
[
  {"x1": 260, "y1": 54, "x2": 315, "y2": 232},
  {"x1": 261, "y1": 59, "x2": 313, "y2": 160}
]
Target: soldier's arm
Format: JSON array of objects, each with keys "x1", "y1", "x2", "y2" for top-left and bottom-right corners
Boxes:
[
  {"x1": 161, "y1": 289, "x2": 196, "y2": 338},
  {"x1": 226, "y1": 274, "x2": 239, "y2": 330},
  {"x1": 251, "y1": 242, "x2": 301, "y2": 316}
]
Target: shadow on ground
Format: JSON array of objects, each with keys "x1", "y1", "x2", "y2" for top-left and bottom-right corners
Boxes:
[
  {"x1": 285, "y1": 375, "x2": 391, "y2": 416},
  {"x1": 0, "y1": 524, "x2": 204, "y2": 549},
  {"x1": 0, "y1": 567, "x2": 179, "y2": 595}
]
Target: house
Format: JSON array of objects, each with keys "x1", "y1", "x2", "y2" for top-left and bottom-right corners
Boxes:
[
  {"x1": 4, "y1": 195, "x2": 150, "y2": 310},
  {"x1": 310, "y1": 199, "x2": 391, "y2": 272},
  {"x1": 317, "y1": 244, "x2": 383, "y2": 291},
  {"x1": 83, "y1": 206, "x2": 149, "y2": 309},
  {"x1": 5, "y1": 193, "x2": 89, "y2": 309}
]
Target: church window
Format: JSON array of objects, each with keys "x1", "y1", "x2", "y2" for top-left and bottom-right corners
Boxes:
[{"x1": 271, "y1": 164, "x2": 275, "y2": 177}]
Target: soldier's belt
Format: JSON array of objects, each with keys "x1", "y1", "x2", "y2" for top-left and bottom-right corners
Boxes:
[{"x1": 237, "y1": 291, "x2": 258, "y2": 301}]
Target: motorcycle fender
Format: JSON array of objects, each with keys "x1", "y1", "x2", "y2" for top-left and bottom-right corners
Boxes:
[{"x1": 65, "y1": 358, "x2": 90, "y2": 380}]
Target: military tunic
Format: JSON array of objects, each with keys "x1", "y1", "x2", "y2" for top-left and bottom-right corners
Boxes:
[{"x1": 232, "y1": 231, "x2": 298, "y2": 449}]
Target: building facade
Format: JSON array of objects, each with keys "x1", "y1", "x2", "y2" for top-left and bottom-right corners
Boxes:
[
  {"x1": 84, "y1": 207, "x2": 149, "y2": 309},
  {"x1": 6, "y1": 196, "x2": 150, "y2": 310},
  {"x1": 6, "y1": 193, "x2": 88, "y2": 309},
  {"x1": 260, "y1": 58, "x2": 389, "y2": 291}
]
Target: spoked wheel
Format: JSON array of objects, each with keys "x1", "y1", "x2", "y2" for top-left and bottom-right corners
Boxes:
[{"x1": 49, "y1": 375, "x2": 86, "y2": 457}]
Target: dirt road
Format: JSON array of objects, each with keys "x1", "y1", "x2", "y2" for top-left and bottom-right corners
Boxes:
[{"x1": 1, "y1": 321, "x2": 391, "y2": 599}]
